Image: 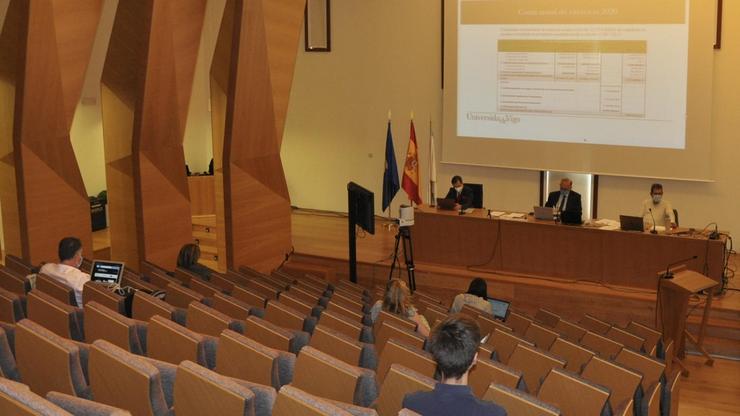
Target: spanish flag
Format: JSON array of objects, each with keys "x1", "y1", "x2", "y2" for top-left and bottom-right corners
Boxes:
[{"x1": 402, "y1": 119, "x2": 423, "y2": 205}]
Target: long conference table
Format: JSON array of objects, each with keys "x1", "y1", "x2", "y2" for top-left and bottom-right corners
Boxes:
[{"x1": 410, "y1": 206, "x2": 726, "y2": 290}]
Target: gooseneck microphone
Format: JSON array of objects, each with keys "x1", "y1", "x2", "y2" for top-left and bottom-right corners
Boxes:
[
  {"x1": 648, "y1": 208, "x2": 658, "y2": 234},
  {"x1": 662, "y1": 255, "x2": 698, "y2": 279}
]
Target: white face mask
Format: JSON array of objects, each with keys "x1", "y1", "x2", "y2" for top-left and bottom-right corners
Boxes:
[
  {"x1": 454, "y1": 186, "x2": 463, "y2": 193},
  {"x1": 652, "y1": 194, "x2": 662, "y2": 204}
]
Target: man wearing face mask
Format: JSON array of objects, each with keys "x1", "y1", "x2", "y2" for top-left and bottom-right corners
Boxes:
[
  {"x1": 545, "y1": 178, "x2": 582, "y2": 219},
  {"x1": 39, "y1": 237, "x2": 90, "y2": 306},
  {"x1": 444, "y1": 175, "x2": 474, "y2": 210},
  {"x1": 641, "y1": 183, "x2": 676, "y2": 230}
]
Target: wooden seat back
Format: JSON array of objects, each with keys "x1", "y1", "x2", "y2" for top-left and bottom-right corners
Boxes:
[
  {"x1": 331, "y1": 292, "x2": 365, "y2": 312},
  {"x1": 187, "y1": 301, "x2": 240, "y2": 337},
  {"x1": 121, "y1": 273, "x2": 159, "y2": 293},
  {"x1": 482, "y1": 384, "x2": 561, "y2": 416},
  {"x1": 279, "y1": 292, "x2": 314, "y2": 317},
  {"x1": 286, "y1": 285, "x2": 322, "y2": 306},
  {"x1": 146, "y1": 270, "x2": 180, "y2": 289},
  {"x1": 549, "y1": 337, "x2": 595, "y2": 374},
  {"x1": 487, "y1": 328, "x2": 534, "y2": 364},
  {"x1": 375, "y1": 364, "x2": 435, "y2": 416},
  {"x1": 165, "y1": 283, "x2": 205, "y2": 309},
  {"x1": 412, "y1": 290, "x2": 444, "y2": 306},
  {"x1": 582, "y1": 356, "x2": 643, "y2": 414},
  {"x1": 147, "y1": 315, "x2": 204, "y2": 366},
  {"x1": 188, "y1": 278, "x2": 222, "y2": 298},
  {"x1": 459, "y1": 304, "x2": 486, "y2": 320},
  {"x1": 4, "y1": 255, "x2": 34, "y2": 277},
  {"x1": 377, "y1": 338, "x2": 435, "y2": 383},
  {"x1": 309, "y1": 325, "x2": 363, "y2": 367},
  {"x1": 82, "y1": 282, "x2": 126, "y2": 314},
  {"x1": 422, "y1": 306, "x2": 449, "y2": 328},
  {"x1": 291, "y1": 346, "x2": 365, "y2": 405},
  {"x1": 0, "y1": 267, "x2": 31, "y2": 295},
  {"x1": 0, "y1": 287, "x2": 24, "y2": 323},
  {"x1": 320, "y1": 310, "x2": 363, "y2": 340},
  {"x1": 374, "y1": 320, "x2": 425, "y2": 356},
  {"x1": 607, "y1": 326, "x2": 646, "y2": 353},
  {"x1": 579, "y1": 314, "x2": 611, "y2": 335},
  {"x1": 553, "y1": 319, "x2": 587, "y2": 343},
  {"x1": 265, "y1": 300, "x2": 306, "y2": 332},
  {"x1": 336, "y1": 280, "x2": 368, "y2": 295},
  {"x1": 36, "y1": 274, "x2": 76, "y2": 306},
  {"x1": 84, "y1": 301, "x2": 143, "y2": 353},
  {"x1": 173, "y1": 268, "x2": 196, "y2": 286},
  {"x1": 217, "y1": 329, "x2": 287, "y2": 389},
  {"x1": 505, "y1": 311, "x2": 533, "y2": 335},
  {"x1": 625, "y1": 321, "x2": 661, "y2": 356},
  {"x1": 327, "y1": 301, "x2": 365, "y2": 323},
  {"x1": 0, "y1": 378, "x2": 75, "y2": 416},
  {"x1": 231, "y1": 285, "x2": 269, "y2": 309},
  {"x1": 174, "y1": 360, "x2": 258, "y2": 416},
  {"x1": 477, "y1": 314, "x2": 513, "y2": 337},
  {"x1": 524, "y1": 323, "x2": 560, "y2": 350},
  {"x1": 537, "y1": 368, "x2": 610, "y2": 416},
  {"x1": 469, "y1": 358, "x2": 524, "y2": 397},
  {"x1": 26, "y1": 290, "x2": 80, "y2": 340},
  {"x1": 581, "y1": 331, "x2": 624, "y2": 359},
  {"x1": 140, "y1": 260, "x2": 171, "y2": 278},
  {"x1": 272, "y1": 385, "x2": 353, "y2": 416},
  {"x1": 245, "y1": 315, "x2": 294, "y2": 352},
  {"x1": 614, "y1": 348, "x2": 665, "y2": 393},
  {"x1": 207, "y1": 272, "x2": 236, "y2": 294},
  {"x1": 245, "y1": 279, "x2": 281, "y2": 300},
  {"x1": 132, "y1": 291, "x2": 178, "y2": 322},
  {"x1": 508, "y1": 344, "x2": 566, "y2": 394},
  {"x1": 212, "y1": 292, "x2": 253, "y2": 320},
  {"x1": 534, "y1": 309, "x2": 560, "y2": 328}
]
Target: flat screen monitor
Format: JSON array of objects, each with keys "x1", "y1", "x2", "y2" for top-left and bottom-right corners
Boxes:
[
  {"x1": 488, "y1": 298, "x2": 510, "y2": 321},
  {"x1": 348, "y1": 182, "x2": 375, "y2": 234},
  {"x1": 90, "y1": 260, "x2": 125, "y2": 285}
]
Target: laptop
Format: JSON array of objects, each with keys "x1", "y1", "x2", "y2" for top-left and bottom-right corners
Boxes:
[
  {"x1": 488, "y1": 298, "x2": 511, "y2": 321},
  {"x1": 436, "y1": 198, "x2": 457, "y2": 211},
  {"x1": 620, "y1": 215, "x2": 645, "y2": 232},
  {"x1": 90, "y1": 260, "x2": 125, "y2": 286},
  {"x1": 533, "y1": 206, "x2": 555, "y2": 220}
]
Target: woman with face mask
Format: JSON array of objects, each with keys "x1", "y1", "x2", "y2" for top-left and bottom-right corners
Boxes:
[
  {"x1": 641, "y1": 183, "x2": 677, "y2": 231},
  {"x1": 444, "y1": 175, "x2": 474, "y2": 210}
]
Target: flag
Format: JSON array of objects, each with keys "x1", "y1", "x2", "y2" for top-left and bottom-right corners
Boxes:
[
  {"x1": 382, "y1": 121, "x2": 400, "y2": 212},
  {"x1": 402, "y1": 119, "x2": 423, "y2": 205},
  {"x1": 429, "y1": 121, "x2": 437, "y2": 205}
]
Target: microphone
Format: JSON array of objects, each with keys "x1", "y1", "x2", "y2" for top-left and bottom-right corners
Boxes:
[
  {"x1": 648, "y1": 208, "x2": 658, "y2": 234},
  {"x1": 662, "y1": 255, "x2": 698, "y2": 279}
]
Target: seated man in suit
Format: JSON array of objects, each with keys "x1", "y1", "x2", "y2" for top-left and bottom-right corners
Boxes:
[
  {"x1": 444, "y1": 175, "x2": 474, "y2": 210},
  {"x1": 39, "y1": 237, "x2": 90, "y2": 306},
  {"x1": 545, "y1": 177, "x2": 582, "y2": 219},
  {"x1": 403, "y1": 316, "x2": 507, "y2": 415},
  {"x1": 641, "y1": 183, "x2": 676, "y2": 230}
]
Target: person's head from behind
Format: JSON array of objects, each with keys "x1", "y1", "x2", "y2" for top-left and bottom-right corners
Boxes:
[
  {"x1": 430, "y1": 316, "x2": 481, "y2": 383},
  {"x1": 177, "y1": 243, "x2": 201, "y2": 268},
  {"x1": 466, "y1": 278, "x2": 488, "y2": 300},
  {"x1": 58, "y1": 237, "x2": 83, "y2": 268},
  {"x1": 451, "y1": 175, "x2": 464, "y2": 191},
  {"x1": 383, "y1": 278, "x2": 411, "y2": 316},
  {"x1": 559, "y1": 178, "x2": 573, "y2": 193},
  {"x1": 650, "y1": 183, "x2": 664, "y2": 204}
]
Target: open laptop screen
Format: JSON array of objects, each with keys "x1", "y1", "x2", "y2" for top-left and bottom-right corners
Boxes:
[
  {"x1": 90, "y1": 260, "x2": 125, "y2": 285},
  {"x1": 488, "y1": 298, "x2": 510, "y2": 320}
]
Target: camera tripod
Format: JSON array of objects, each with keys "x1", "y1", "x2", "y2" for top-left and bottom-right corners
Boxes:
[{"x1": 388, "y1": 226, "x2": 416, "y2": 292}]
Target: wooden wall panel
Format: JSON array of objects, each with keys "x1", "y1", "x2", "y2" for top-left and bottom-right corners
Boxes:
[
  {"x1": 212, "y1": 0, "x2": 305, "y2": 272},
  {"x1": 102, "y1": 0, "x2": 205, "y2": 271},
  {"x1": 0, "y1": 0, "x2": 99, "y2": 265}
]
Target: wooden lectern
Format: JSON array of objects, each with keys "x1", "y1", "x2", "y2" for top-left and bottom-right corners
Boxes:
[{"x1": 656, "y1": 266, "x2": 718, "y2": 376}]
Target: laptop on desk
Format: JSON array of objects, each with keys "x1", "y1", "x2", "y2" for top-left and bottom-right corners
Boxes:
[
  {"x1": 436, "y1": 198, "x2": 457, "y2": 211},
  {"x1": 90, "y1": 260, "x2": 125, "y2": 286},
  {"x1": 488, "y1": 298, "x2": 511, "y2": 321},
  {"x1": 533, "y1": 206, "x2": 555, "y2": 221},
  {"x1": 620, "y1": 215, "x2": 645, "y2": 232}
]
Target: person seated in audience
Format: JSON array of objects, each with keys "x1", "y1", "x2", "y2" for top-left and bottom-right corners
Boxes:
[
  {"x1": 450, "y1": 278, "x2": 493, "y2": 315},
  {"x1": 177, "y1": 243, "x2": 213, "y2": 280},
  {"x1": 39, "y1": 237, "x2": 90, "y2": 306},
  {"x1": 370, "y1": 278, "x2": 431, "y2": 336},
  {"x1": 444, "y1": 175, "x2": 474, "y2": 210},
  {"x1": 545, "y1": 177, "x2": 582, "y2": 217},
  {"x1": 641, "y1": 183, "x2": 677, "y2": 230},
  {"x1": 403, "y1": 316, "x2": 507, "y2": 416}
]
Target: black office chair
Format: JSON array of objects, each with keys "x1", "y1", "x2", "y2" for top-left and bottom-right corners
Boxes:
[
  {"x1": 467, "y1": 183, "x2": 483, "y2": 209},
  {"x1": 673, "y1": 209, "x2": 679, "y2": 226}
]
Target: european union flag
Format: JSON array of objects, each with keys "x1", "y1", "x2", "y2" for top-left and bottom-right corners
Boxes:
[{"x1": 382, "y1": 121, "x2": 400, "y2": 212}]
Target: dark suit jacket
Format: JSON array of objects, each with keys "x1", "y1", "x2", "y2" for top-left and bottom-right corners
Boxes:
[
  {"x1": 545, "y1": 190, "x2": 582, "y2": 215},
  {"x1": 403, "y1": 384, "x2": 507, "y2": 416},
  {"x1": 445, "y1": 186, "x2": 474, "y2": 210}
]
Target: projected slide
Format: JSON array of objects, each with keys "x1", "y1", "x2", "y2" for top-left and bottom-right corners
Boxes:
[{"x1": 457, "y1": 0, "x2": 688, "y2": 149}]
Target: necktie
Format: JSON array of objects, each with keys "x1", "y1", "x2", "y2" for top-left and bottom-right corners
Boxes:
[{"x1": 557, "y1": 194, "x2": 566, "y2": 212}]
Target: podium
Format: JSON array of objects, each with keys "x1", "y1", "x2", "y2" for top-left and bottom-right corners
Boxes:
[{"x1": 656, "y1": 266, "x2": 718, "y2": 376}]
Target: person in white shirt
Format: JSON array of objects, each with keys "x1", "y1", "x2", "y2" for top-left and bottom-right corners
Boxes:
[
  {"x1": 39, "y1": 237, "x2": 90, "y2": 306},
  {"x1": 450, "y1": 278, "x2": 494, "y2": 315},
  {"x1": 641, "y1": 183, "x2": 677, "y2": 231}
]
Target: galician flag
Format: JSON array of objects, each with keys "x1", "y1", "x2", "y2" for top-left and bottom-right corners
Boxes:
[{"x1": 402, "y1": 119, "x2": 423, "y2": 205}]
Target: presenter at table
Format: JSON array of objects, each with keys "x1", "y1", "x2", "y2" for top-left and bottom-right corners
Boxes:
[
  {"x1": 444, "y1": 175, "x2": 474, "y2": 210},
  {"x1": 545, "y1": 178, "x2": 582, "y2": 216}
]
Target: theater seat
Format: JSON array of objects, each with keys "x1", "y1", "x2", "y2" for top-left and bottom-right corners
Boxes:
[
  {"x1": 309, "y1": 324, "x2": 378, "y2": 370},
  {"x1": 217, "y1": 329, "x2": 295, "y2": 389},
  {"x1": 186, "y1": 301, "x2": 245, "y2": 336},
  {"x1": 26, "y1": 290, "x2": 84, "y2": 341},
  {"x1": 84, "y1": 302, "x2": 147, "y2": 355},
  {"x1": 147, "y1": 315, "x2": 218, "y2": 369},
  {"x1": 538, "y1": 368, "x2": 612, "y2": 416},
  {"x1": 482, "y1": 384, "x2": 560, "y2": 416},
  {"x1": 375, "y1": 364, "x2": 435, "y2": 416},
  {"x1": 45, "y1": 392, "x2": 132, "y2": 416},
  {"x1": 132, "y1": 291, "x2": 186, "y2": 326},
  {"x1": 0, "y1": 378, "x2": 75, "y2": 416},
  {"x1": 175, "y1": 360, "x2": 260, "y2": 416},
  {"x1": 0, "y1": 325, "x2": 19, "y2": 381},
  {"x1": 272, "y1": 385, "x2": 353, "y2": 416},
  {"x1": 0, "y1": 286, "x2": 25, "y2": 323}
]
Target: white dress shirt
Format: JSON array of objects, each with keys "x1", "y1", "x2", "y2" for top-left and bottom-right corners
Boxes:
[{"x1": 39, "y1": 263, "x2": 90, "y2": 306}]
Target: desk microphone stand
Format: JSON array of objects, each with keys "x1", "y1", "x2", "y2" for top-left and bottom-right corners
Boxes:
[{"x1": 388, "y1": 226, "x2": 416, "y2": 292}]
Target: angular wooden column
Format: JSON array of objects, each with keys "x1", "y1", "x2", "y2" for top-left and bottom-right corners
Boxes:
[
  {"x1": 101, "y1": 0, "x2": 205, "y2": 271},
  {"x1": 211, "y1": 0, "x2": 305, "y2": 272},
  {"x1": 0, "y1": 0, "x2": 100, "y2": 264}
]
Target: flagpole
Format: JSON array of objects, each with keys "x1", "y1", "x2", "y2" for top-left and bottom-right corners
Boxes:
[{"x1": 387, "y1": 109, "x2": 393, "y2": 219}]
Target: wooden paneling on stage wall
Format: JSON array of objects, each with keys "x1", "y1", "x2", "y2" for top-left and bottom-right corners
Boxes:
[
  {"x1": 211, "y1": 0, "x2": 305, "y2": 272},
  {"x1": 102, "y1": 0, "x2": 205, "y2": 271},
  {"x1": 0, "y1": 0, "x2": 99, "y2": 264}
]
